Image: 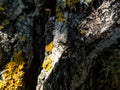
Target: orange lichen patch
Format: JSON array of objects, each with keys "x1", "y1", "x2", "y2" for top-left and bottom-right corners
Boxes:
[
  {"x1": 56, "y1": 12, "x2": 64, "y2": 22},
  {"x1": 0, "y1": 50, "x2": 25, "y2": 90},
  {"x1": 42, "y1": 57, "x2": 52, "y2": 72},
  {"x1": 45, "y1": 42, "x2": 53, "y2": 52}
]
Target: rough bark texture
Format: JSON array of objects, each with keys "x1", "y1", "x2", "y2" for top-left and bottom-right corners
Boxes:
[{"x1": 0, "y1": 0, "x2": 120, "y2": 90}]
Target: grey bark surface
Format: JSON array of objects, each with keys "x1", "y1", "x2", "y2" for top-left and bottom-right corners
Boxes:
[
  {"x1": 37, "y1": 0, "x2": 120, "y2": 90},
  {"x1": 0, "y1": 0, "x2": 120, "y2": 90}
]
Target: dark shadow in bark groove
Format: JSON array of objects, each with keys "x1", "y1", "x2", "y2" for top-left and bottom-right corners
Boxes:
[
  {"x1": 24, "y1": 16, "x2": 46, "y2": 90},
  {"x1": 92, "y1": 43, "x2": 120, "y2": 90},
  {"x1": 23, "y1": 0, "x2": 56, "y2": 89}
]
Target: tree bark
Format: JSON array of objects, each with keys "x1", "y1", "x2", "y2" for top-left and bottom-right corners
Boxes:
[
  {"x1": 0, "y1": 0, "x2": 120, "y2": 90},
  {"x1": 36, "y1": 0, "x2": 120, "y2": 90}
]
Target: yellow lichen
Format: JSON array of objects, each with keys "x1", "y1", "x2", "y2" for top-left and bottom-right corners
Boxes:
[
  {"x1": 0, "y1": 19, "x2": 10, "y2": 30},
  {"x1": 0, "y1": 50, "x2": 25, "y2": 90},
  {"x1": 45, "y1": 42, "x2": 53, "y2": 52},
  {"x1": 2, "y1": 19, "x2": 10, "y2": 26},
  {"x1": 20, "y1": 36, "x2": 26, "y2": 41},
  {"x1": 64, "y1": 0, "x2": 79, "y2": 7},
  {"x1": 0, "y1": 25, "x2": 4, "y2": 30},
  {"x1": 42, "y1": 57, "x2": 52, "y2": 72},
  {"x1": 56, "y1": 12, "x2": 64, "y2": 22},
  {"x1": 80, "y1": 29, "x2": 87, "y2": 35},
  {"x1": 13, "y1": 50, "x2": 25, "y2": 64},
  {"x1": 18, "y1": 16, "x2": 24, "y2": 21},
  {"x1": 77, "y1": 23, "x2": 82, "y2": 30},
  {"x1": 44, "y1": 64, "x2": 52, "y2": 72},
  {"x1": 0, "y1": 7, "x2": 5, "y2": 12}
]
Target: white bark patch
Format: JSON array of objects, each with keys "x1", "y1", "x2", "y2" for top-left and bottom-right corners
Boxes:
[
  {"x1": 45, "y1": 30, "x2": 67, "y2": 79},
  {"x1": 100, "y1": 13, "x2": 114, "y2": 33},
  {"x1": 0, "y1": 31, "x2": 8, "y2": 43},
  {"x1": 37, "y1": 30, "x2": 67, "y2": 90}
]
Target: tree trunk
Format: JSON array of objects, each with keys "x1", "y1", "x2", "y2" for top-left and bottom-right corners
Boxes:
[{"x1": 0, "y1": 0, "x2": 120, "y2": 90}]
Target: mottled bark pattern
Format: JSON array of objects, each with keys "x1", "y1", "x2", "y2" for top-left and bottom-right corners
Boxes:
[
  {"x1": 37, "y1": 0, "x2": 120, "y2": 90},
  {"x1": 0, "y1": 0, "x2": 120, "y2": 90}
]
